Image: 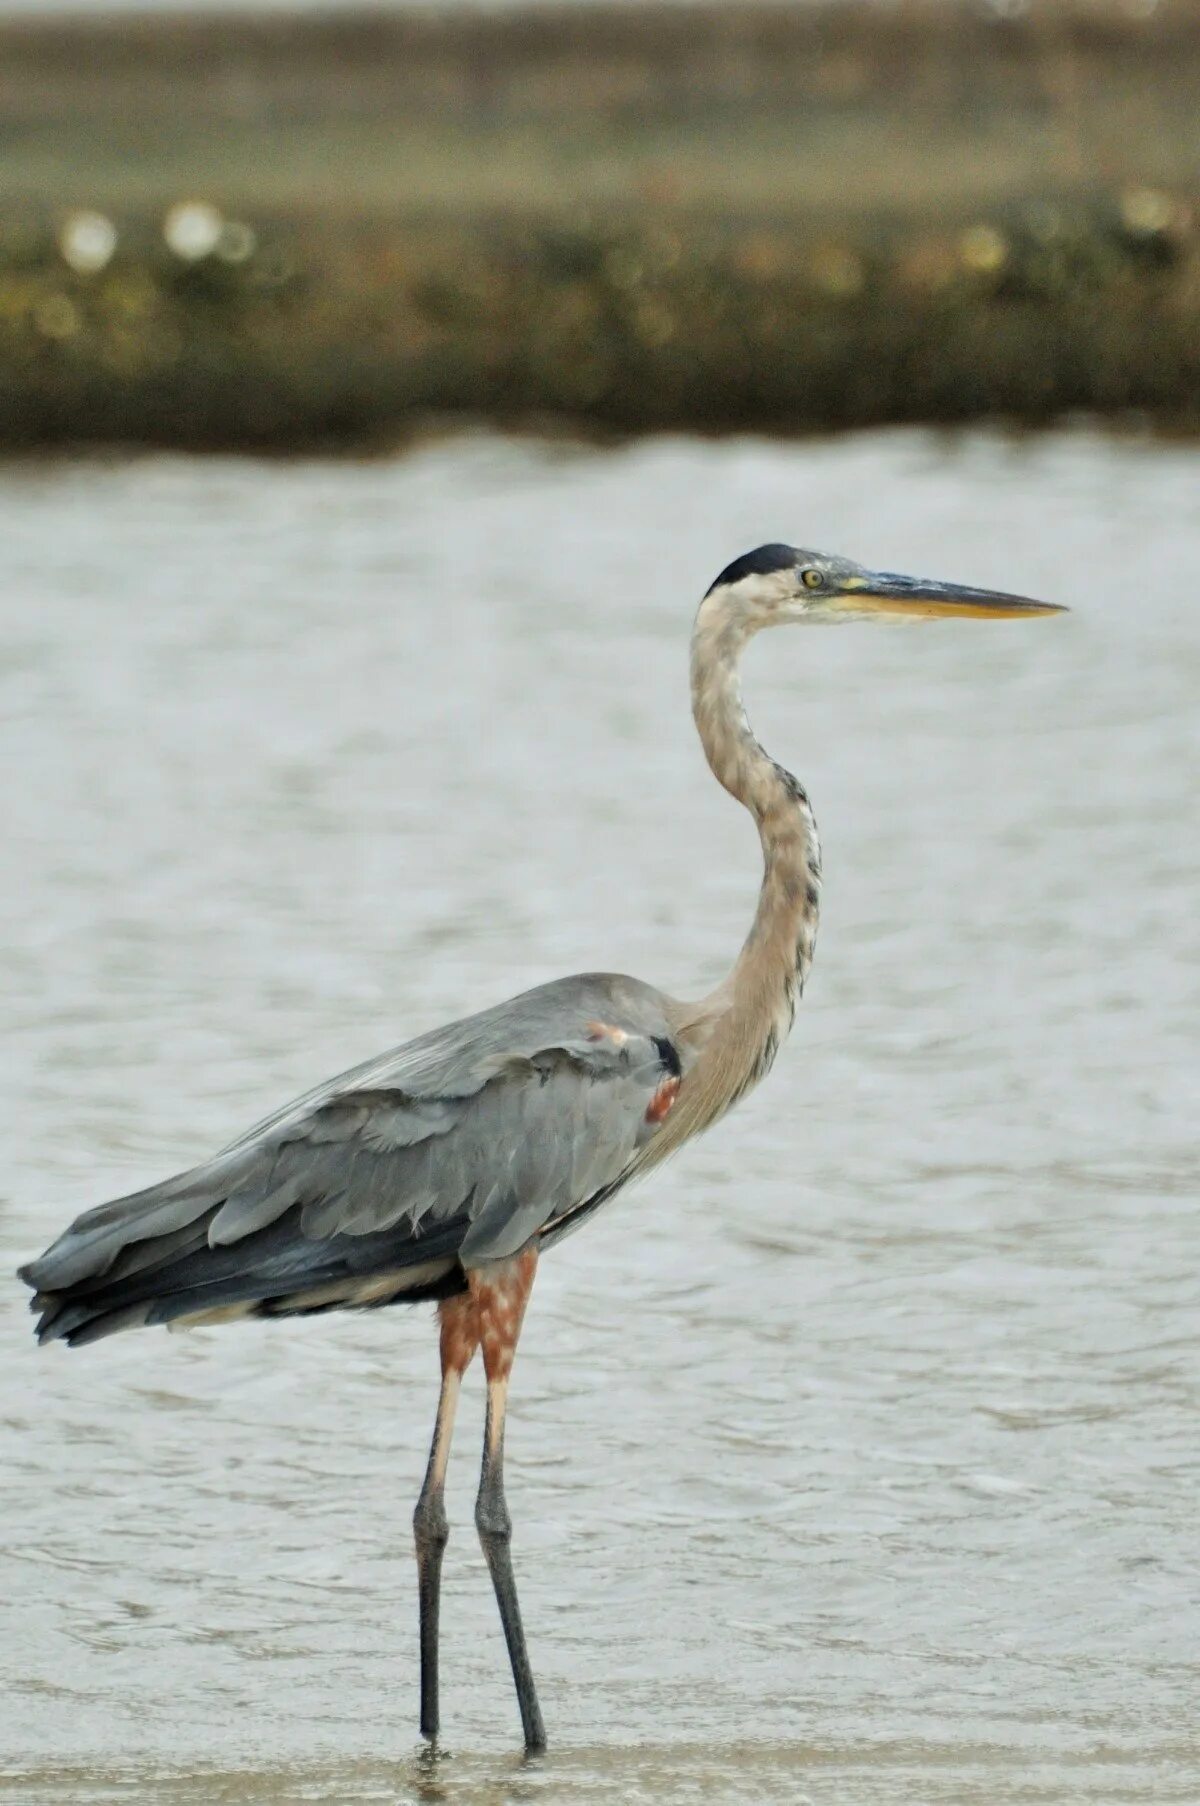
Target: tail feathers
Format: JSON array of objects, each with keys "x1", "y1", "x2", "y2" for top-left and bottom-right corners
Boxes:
[
  {"x1": 23, "y1": 1205, "x2": 468, "y2": 1347},
  {"x1": 63, "y1": 1303, "x2": 157, "y2": 1347},
  {"x1": 33, "y1": 1259, "x2": 461, "y2": 1347}
]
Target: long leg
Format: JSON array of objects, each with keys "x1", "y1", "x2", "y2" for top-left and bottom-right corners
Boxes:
[
  {"x1": 471, "y1": 1246, "x2": 546, "y2": 1753},
  {"x1": 413, "y1": 1294, "x2": 478, "y2": 1742}
]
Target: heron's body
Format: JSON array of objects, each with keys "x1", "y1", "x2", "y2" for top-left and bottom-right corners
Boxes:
[
  {"x1": 19, "y1": 541, "x2": 1060, "y2": 1750},
  {"x1": 23, "y1": 973, "x2": 694, "y2": 1341}
]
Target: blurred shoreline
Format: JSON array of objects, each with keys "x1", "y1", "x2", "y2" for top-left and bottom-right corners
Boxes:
[{"x1": 0, "y1": 2, "x2": 1197, "y2": 448}]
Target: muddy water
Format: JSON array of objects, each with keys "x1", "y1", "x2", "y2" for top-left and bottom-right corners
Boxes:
[{"x1": 1, "y1": 430, "x2": 1197, "y2": 1804}]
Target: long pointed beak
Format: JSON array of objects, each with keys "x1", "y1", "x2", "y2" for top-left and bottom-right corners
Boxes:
[{"x1": 836, "y1": 572, "x2": 1066, "y2": 620}]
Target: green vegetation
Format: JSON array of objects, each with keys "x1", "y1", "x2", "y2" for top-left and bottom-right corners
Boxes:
[{"x1": 0, "y1": 3, "x2": 1197, "y2": 447}]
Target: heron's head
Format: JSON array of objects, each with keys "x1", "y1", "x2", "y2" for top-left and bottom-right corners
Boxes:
[{"x1": 703, "y1": 543, "x2": 1065, "y2": 626}]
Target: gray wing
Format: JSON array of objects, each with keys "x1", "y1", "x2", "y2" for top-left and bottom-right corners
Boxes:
[{"x1": 20, "y1": 973, "x2": 687, "y2": 1345}]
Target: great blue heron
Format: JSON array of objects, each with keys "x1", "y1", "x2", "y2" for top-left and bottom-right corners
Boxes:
[{"x1": 20, "y1": 543, "x2": 1062, "y2": 1750}]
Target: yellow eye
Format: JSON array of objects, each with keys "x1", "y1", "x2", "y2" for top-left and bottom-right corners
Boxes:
[{"x1": 801, "y1": 568, "x2": 824, "y2": 590}]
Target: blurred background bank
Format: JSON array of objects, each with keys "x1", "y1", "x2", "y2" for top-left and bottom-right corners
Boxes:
[{"x1": 0, "y1": 0, "x2": 1196, "y2": 446}]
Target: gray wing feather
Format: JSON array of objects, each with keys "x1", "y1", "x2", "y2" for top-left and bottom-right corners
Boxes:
[
  {"x1": 456, "y1": 1044, "x2": 663, "y2": 1262},
  {"x1": 21, "y1": 973, "x2": 686, "y2": 1335}
]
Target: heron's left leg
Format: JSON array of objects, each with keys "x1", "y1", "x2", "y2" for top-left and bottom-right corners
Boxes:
[{"x1": 470, "y1": 1245, "x2": 546, "y2": 1753}]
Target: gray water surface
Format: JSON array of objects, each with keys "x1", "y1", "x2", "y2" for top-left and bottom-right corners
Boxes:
[{"x1": 1, "y1": 430, "x2": 1197, "y2": 1804}]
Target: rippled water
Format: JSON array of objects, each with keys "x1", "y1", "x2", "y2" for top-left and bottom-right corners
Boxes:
[{"x1": 2, "y1": 430, "x2": 1197, "y2": 1804}]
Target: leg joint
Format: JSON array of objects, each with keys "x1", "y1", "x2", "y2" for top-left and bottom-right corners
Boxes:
[
  {"x1": 475, "y1": 1483, "x2": 512, "y2": 1543},
  {"x1": 414, "y1": 1489, "x2": 449, "y2": 1549}
]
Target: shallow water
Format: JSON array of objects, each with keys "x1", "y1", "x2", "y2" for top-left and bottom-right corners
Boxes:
[{"x1": 1, "y1": 429, "x2": 1197, "y2": 1804}]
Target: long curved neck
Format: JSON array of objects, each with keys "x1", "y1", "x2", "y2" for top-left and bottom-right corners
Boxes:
[{"x1": 668, "y1": 595, "x2": 822, "y2": 1137}]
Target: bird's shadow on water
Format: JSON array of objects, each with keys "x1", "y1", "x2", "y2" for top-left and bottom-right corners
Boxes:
[{"x1": 407, "y1": 1739, "x2": 547, "y2": 1804}]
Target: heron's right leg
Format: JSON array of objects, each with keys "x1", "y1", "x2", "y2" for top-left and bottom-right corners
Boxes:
[
  {"x1": 470, "y1": 1247, "x2": 546, "y2": 1753},
  {"x1": 413, "y1": 1293, "x2": 478, "y2": 1742}
]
